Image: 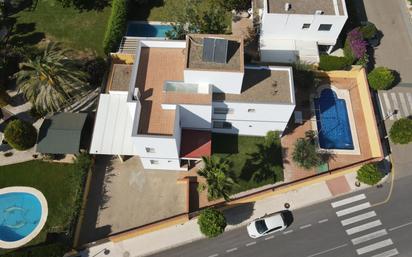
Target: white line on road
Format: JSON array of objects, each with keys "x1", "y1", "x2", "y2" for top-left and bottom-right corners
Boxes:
[
  {"x1": 265, "y1": 235, "x2": 274, "y2": 240},
  {"x1": 346, "y1": 220, "x2": 382, "y2": 235},
  {"x1": 371, "y1": 248, "x2": 399, "y2": 257},
  {"x1": 318, "y1": 219, "x2": 329, "y2": 224},
  {"x1": 390, "y1": 93, "x2": 401, "y2": 119},
  {"x1": 336, "y1": 202, "x2": 371, "y2": 217},
  {"x1": 399, "y1": 92, "x2": 410, "y2": 117},
  {"x1": 383, "y1": 93, "x2": 393, "y2": 120},
  {"x1": 341, "y1": 211, "x2": 377, "y2": 226},
  {"x1": 306, "y1": 244, "x2": 348, "y2": 257},
  {"x1": 407, "y1": 93, "x2": 412, "y2": 112},
  {"x1": 351, "y1": 229, "x2": 388, "y2": 245},
  {"x1": 356, "y1": 239, "x2": 393, "y2": 255},
  {"x1": 226, "y1": 248, "x2": 238, "y2": 253},
  {"x1": 300, "y1": 224, "x2": 312, "y2": 229},
  {"x1": 208, "y1": 254, "x2": 218, "y2": 257},
  {"x1": 245, "y1": 241, "x2": 256, "y2": 247},
  {"x1": 283, "y1": 230, "x2": 294, "y2": 234},
  {"x1": 388, "y1": 220, "x2": 412, "y2": 231},
  {"x1": 331, "y1": 194, "x2": 366, "y2": 208}
]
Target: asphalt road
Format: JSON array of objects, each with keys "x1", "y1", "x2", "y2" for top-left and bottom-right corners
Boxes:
[{"x1": 149, "y1": 169, "x2": 412, "y2": 257}]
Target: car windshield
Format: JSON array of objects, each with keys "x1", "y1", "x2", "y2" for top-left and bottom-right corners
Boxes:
[{"x1": 255, "y1": 220, "x2": 268, "y2": 234}]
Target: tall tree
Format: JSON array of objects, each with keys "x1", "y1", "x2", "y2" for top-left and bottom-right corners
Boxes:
[
  {"x1": 198, "y1": 156, "x2": 235, "y2": 201},
  {"x1": 15, "y1": 42, "x2": 89, "y2": 113}
]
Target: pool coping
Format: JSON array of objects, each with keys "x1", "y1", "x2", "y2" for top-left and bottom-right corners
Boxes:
[
  {"x1": 0, "y1": 187, "x2": 48, "y2": 249},
  {"x1": 310, "y1": 85, "x2": 361, "y2": 155},
  {"x1": 126, "y1": 21, "x2": 173, "y2": 39}
]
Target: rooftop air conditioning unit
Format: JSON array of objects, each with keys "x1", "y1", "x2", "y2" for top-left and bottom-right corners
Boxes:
[
  {"x1": 315, "y1": 10, "x2": 324, "y2": 15},
  {"x1": 284, "y1": 3, "x2": 291, "y2": 11}
]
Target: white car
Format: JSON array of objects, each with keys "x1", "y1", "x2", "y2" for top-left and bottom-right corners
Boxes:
[{"x1": 247, "y1": 212, "x2": 287, "y2": 238}]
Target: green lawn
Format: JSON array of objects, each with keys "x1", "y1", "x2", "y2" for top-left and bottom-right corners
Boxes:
[
  {"x1": 12, "y1": 0, "x2": 111, "y2": 55},
  {"x1": 212, "y1": 133, "x2": 284, "y2": 194},
  {"x1": 0, "y1": 160, "x2": 84, "y2": 251}
]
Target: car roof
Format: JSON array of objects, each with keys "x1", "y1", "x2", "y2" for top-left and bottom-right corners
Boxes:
[{"x1": 264, "y1": 213, "x2": 284, "y2": 229}]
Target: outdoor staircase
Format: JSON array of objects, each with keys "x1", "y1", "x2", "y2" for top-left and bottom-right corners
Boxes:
[{"x1": 118, "y1": 37, "x2": 139, "y2": 54}]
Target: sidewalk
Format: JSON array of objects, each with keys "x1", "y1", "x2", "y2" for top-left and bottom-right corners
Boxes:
[{"x1": 80, "y1": 171, "x2": 369, "y2": 257}]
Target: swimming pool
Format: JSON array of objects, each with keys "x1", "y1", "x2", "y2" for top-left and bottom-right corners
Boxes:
[
  {"x1": 314, "y1": 88, "x2": 354, "y2": 150},
  {"x1": 126, "y1": 22, "x2": 173, "y2": 37},
  {"x1": 0, "y1": 187, "x2": 48, "y2": 249}
]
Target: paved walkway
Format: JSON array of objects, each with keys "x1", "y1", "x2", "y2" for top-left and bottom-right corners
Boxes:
[{"x1": 80, "y1": 171, "x2": 370, "y2": 257}]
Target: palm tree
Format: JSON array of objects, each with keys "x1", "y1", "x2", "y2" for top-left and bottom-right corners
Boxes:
[
  {"x1": 15, "y1": 42, "x2": 89, "y2": 113},
  {"x1": 198, "y1": 156, "x2": 235, "y2": 201}
]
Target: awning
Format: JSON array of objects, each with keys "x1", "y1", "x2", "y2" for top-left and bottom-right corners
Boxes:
[
  {"x1": 36, "y1": 113, "x2": 88, "y2": 154},
  {"x1": 180, "y1": 129, "x2": 211, "y2": 159}
]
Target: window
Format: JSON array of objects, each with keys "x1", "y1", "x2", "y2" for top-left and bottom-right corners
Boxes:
[
  {"x1": 248, "y1": 109, "x2": 256, "y2": 113},
  {"x1": 213, "y1": 121, "x2": 232, "y2": 129},
  {"x1": 318, "y1": 24, "x2": 332, "y2": 31},
  {"x1": 145, "y1": 147, "x2": 155, "y2": 153},
  {"x1": 214, "y1": 107, "x2": 233, "y2": 114},
  {"x1": 302, "y1": 23, "x2": 311, "y2": 29},
  {"x1": 150, "y1": 160, "x2": 159, "y2": 165}
]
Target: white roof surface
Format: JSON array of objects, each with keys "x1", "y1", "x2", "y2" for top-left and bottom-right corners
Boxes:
[{"x1": 90, "y1": 94, "x2": 139, "y2": 155}]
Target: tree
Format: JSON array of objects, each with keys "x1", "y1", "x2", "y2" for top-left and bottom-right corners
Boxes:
[
  {"x1": 198, "y1": 156, "x2": 235, "y2": 201},
  {"x1": 15, "y1": 42, "x2": 89, "y2": 114},
  {"x1": 356, "y1": 163, "x2": 383, "y2": 185},
  {"x1": 219, "y1": 0, "x2": 251, "y2": 12},
  {"x1": 389, "y1": 118, "x2": 412, "y2": 144},
  {"x1": 4, "y1": 119, "x2": 37, "y2": 150},
  {"x1": 103, "y1": 0, "x2": 127, "y2": 53},
  {"x1": 197, "y1": 208, "x2": 227, "y2": 238},
  {"x1": 292, "y1": 133, "x2": 321, "y2": 170},
  {"x1": 367, "y1": 67, "x2": 395, "y2": 90}
]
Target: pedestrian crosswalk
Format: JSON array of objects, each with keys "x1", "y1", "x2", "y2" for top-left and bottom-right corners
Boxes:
[
  {"x1": 378, "y1": 91, "x2": 412, "y2": 120},
  {"x1": 331, "y1": 194, "x2": 399, "y2": 256}
]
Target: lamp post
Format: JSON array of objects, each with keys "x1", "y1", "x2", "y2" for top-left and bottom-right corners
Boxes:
[{"x1": 383, "y1": 109, "x2": 398, "y2": 120}]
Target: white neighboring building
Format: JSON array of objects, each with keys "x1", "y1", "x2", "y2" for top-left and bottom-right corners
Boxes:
[
  {"x1": 90, "y1": 35, "x2": 295, "y2": 170},
  {"x1": 257, "y1": 0, "x2": 348, "y2": 63}
]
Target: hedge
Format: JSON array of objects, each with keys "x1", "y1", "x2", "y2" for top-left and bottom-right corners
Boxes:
[
  {"x1": 356, "y1": 163, "x2": 384, "y2": 185},
  {"x1": 4, "y1": 119, "x2": 37, "y2": 150},
  {"x1": 389, "y1": 118, "x2": 412, "y2": 144},
  {"x1": 197, "y1": 208, "x2": 227, "y2": 238},
  {"x1": 360, "y1": 22, "x2": 378, "y2": 40},
  {"x1": 1, "y1": 243, "x2": 68, "y2": 257},
  {"x1": 319, "y1": 55, "x2": 352, "y2": 71},
  {"x1": 367, "y1": 67, "x2": 395, "y2": 90},
  {"x1": 103, "y1": 0, "x2": 128, "y2": 54}
]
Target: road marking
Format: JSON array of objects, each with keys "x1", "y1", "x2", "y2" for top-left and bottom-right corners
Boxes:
[
  {"x1": 341, "y1": 211, "x2": 377, "y2": 226},
  {"x1": 351, "y1": 229, "x2": 388, "y2": 245},
  {"x1": 226, "y1": 248, "x2": 237, "y2": 253},
  {"x1": 283, "y1": 230, "x2": 293, "y2": 234},
  {"x1": 390, "y1": 93, "x2": 401, "y2": 119},
  {"x1": 399, "y1": 92, "x2": 410, "y2": 117},
  {"x1": 382, "y1": 93, "x2": 393, "y2": 120},
  {"x1": 265, "y1": 235, "x2": 274, "y2": 240},
  {"x1": 407, "y1": 93, "x2": 412, "y2": 112},
  {"x1": 371, "y1": 248, "x2": 399, "y2": 257},
  {"x1": 245, "y1": 241, "x2": 256, "y2": 247},
  {"x1": 388, "y1": 220, "x2": 412, "y2": 231},
  {"x1": 208, "y1": 254, "x2": 218, "y2": 257},
  {"x1": 346, "y1": 220, "x2": 382, "y2": 235},
  {"x1": 306, "y1": 244, "x2": 348, "y2": 257},
  {"x1": 318, "y1": 219, "x2": 329, "y2": 224},
  {"x1": 331, "y1": 194, "x2": 366, "y2": 208},
  {"x1": 336, "y1": 202, "x2": 371, "y2": 217},
  {"x1": 300, "y1": 224, "x2": 312, "y2": 229},
  {"x1": 356, "y1": 239, "x2": 393, "y2": 255}
]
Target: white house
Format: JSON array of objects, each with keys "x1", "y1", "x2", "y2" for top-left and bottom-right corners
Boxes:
[
  {"x1": 90, "y1": 35, "x2": 295, "y2": 170},
  {"x1": 257, "y1": 0, "x2": 348, "y2": 63}
]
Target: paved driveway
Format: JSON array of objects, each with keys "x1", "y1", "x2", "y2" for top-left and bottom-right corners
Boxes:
[
  {"x1": 78, "y1": 156, "x2": 187, "y2": 245},
  {"x1": 363, "y1": 0, "x2": 412, "y2": 84}
]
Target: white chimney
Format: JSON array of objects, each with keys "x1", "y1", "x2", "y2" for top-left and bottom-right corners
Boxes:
[{"x1": 284, "y1": 3, "x2": 291, "y2": 11}]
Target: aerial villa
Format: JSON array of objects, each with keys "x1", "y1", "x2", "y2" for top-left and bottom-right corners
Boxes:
[{"x1": 89, "y1": 34, "x2": 296, "y2": 170}]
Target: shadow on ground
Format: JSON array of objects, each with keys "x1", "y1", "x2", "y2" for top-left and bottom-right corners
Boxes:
[{"x1": 224, "y1": 202, "x2": 255, "y2": 225}]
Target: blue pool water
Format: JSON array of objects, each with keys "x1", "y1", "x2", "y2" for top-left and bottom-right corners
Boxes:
[
  {"x1": 0, "y1": 192, "x2": 42, "y2": 242},
  {"x1": 314, "y1": 88, "x2": 354, "y2": 150},
  {"x1": 126, "y1": 23, "x2": 173, "y2": 37}
]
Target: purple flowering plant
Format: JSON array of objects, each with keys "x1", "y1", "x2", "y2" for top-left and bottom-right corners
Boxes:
[{"x1": 347, "y1": 28, "x2": 367, "y2": 59}]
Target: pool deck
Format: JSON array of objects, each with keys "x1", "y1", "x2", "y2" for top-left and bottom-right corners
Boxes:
[{"x1": 281, "y1": 67, "x2": 383, "y2": 182}]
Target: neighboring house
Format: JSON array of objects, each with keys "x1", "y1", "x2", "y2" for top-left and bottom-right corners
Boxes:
[
  {"x1": 90, "y1": 35, "x2": 295, "y2": 170},
  {"x1": 256, "y1": 0, "x2": 348, "y2": 63}
]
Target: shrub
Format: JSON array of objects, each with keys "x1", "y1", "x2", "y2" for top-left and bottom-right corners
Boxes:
[
  {"x1": 355, "y1": 53, "x2": 369, "y2": 68},
  {"x1": 74, "y1": 152, "x2": 93, "y2": 171},
  {"x1": 29, "y1": 106, "x2": 45, "y2": 119},
  {"x1": 103, "y1": 0, "x2": 127, "y2": 54},
  {"x1": 4, "y1": 119, "x2": 37, "y2": 150},
  {"x1": 0, "y1": 86, "x2": 10, "y2": 107},
  {"x1": 360, "y1": 22, "x2": 377, "y2": 40},
  {"x1": 292, "y1": 137, "x2": 322, "y2": 170},
  {"x1": 344, "y1": 28, "x2": 367, "y2": 61},
  {"x1": 356, "y1": 163, "x2": 384, "y2": 185},
  {"x1": 319, "y1": 55, "x2": 351, "y2": 71},
  {"x1": 197, "y1": 208, "x2": 227, "y2": 238},
  {"x1": 389, "y1": 118, "x2": 412, "y2": 144},
  {"x1": 83, "y1": 57, "x2": 107, "y2": 88},
  {"x1": 367, "y1": 67, "x2": 395, "y2": 90},
  {"x1": 219, "y1": 0, "x2": 251, "y2": 12},
  {"x1": 1, "y1": 243, "x2": 68, "y2": 257}
]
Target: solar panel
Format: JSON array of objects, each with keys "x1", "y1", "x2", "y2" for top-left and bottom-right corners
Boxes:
[{"x1": 202, "y1": 38, "x2": 229, "y2": 64}]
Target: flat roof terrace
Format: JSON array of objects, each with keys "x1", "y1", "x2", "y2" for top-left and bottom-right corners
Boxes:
[
  {"x1": 267, "y1": 0, "x2": 345, "y2": 16},
  {"x1": 213, "y1": 67, "x2": 293, "y2": 104},
  {"x1": 136, "y1": 47, "x2": 186, "y2": 135},
  {"x1": 185, "y1": 34, "x2": 244, "y2": 72}
]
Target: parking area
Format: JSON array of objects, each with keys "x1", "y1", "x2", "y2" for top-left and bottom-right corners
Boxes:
[{"x1": 78, "y1": 156, "x2": 188, "y2": 245}]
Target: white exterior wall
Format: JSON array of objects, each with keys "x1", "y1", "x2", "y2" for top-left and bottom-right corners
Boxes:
[
  {"x1": 184, "y1": 70, "x2": 244, "y2": 94},
  {"x1": 139, "y1": 158, "x2": 182, "y2": 170},
  {"x1": 179, "y1": 104, "x2": 212, "y2": 129},
  {"x1": 212, "y1": 120, "x2": 289, "y2": 136}
]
